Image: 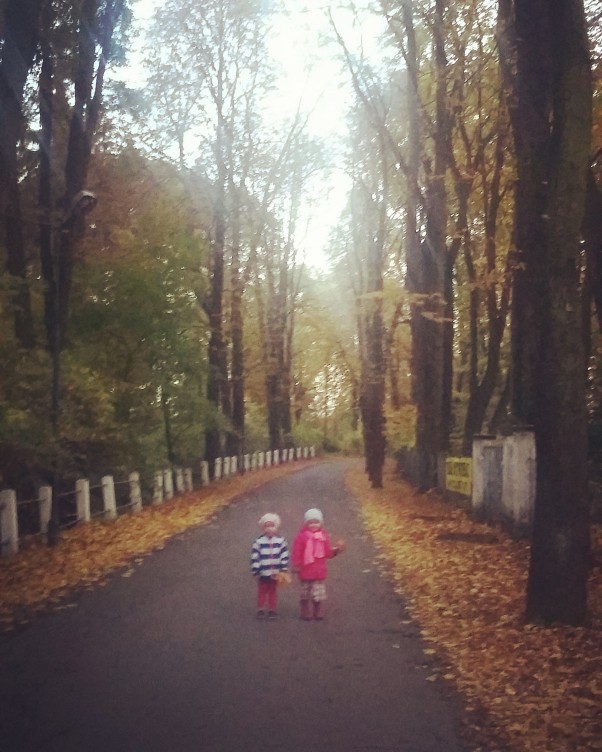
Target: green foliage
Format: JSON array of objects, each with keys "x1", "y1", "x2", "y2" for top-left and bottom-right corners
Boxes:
[{"x1": 0, "y1": 149, "x2": 213, "y2": 492}]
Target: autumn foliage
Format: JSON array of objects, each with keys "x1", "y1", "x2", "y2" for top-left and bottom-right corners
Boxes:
[{"x1": 347, "y1": 462, "x2": 602, "y2": 752}]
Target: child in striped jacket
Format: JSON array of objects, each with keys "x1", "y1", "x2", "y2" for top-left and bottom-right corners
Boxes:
[{"x1": 250, "y1": 513, "x2": 290, "y2": 619}]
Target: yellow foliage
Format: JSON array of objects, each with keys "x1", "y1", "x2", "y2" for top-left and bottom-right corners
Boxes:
[{"x1": 385, "y1": 404, "x2": 416, "y2": 448}]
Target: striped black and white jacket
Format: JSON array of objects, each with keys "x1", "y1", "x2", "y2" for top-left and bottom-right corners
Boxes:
[{"x1": 251, "y1": 534, "x2": 290, "y2": 577}]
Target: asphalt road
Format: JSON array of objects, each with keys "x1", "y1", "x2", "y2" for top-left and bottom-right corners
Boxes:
[{"x1": 0, "y1": 459, "x2": 470, "y2": 752}]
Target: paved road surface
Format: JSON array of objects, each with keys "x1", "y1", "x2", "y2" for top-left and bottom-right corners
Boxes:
[{"x1": 0, "y1": 459, "x2": 469, "y2": 751}]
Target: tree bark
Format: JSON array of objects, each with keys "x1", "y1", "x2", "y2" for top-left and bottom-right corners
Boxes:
[
  {"x1": 503, "y1": 0, "x2": 592, "y2": 624},
  {"x1": 0, "y1": 0, "x2": 43, "y2": 347}
]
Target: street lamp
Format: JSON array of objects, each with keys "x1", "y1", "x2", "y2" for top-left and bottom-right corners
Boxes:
[{"x1": 47, "y1": 189, "x2": 97, "y2": 546}]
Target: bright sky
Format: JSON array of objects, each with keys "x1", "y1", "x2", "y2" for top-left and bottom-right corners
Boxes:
[{"x1": 126, "y1": 0, "x2": 385, "y2": 271}]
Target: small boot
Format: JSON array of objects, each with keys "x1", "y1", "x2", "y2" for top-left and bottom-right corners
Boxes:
[
  {"x1": 300, "y1": 599, "x2": 312, "y2": 620},
  {"x1": 312, "y1": 600, "x2": 324, "y2": 620}
]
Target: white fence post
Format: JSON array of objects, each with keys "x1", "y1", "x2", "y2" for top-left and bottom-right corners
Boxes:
[
  {"x1": 76, "y1": 478, "x2": 91, "y2": 523},
  {"x1": 102, "y1": 476, "x2": 117, "y2": 520},
  {"x1": 153, "y1": 471, "x2": 164, "y2": 505},
  {"x1": 266, "y1": 450, "x2": 272, "y2": 467},
  {"x1": 201, "y1": 461, "x2": 210, "y2": 486},
  {"x1": 175, "y1": 467, "x2": 184, "y2": 493},
  {"x1": 303, "y1": 446, "x2": 308, "y2": 459},
  {"x1": 244, "y1": 454, "x2": 250, "y2": 472},
  {"x1": 273, "y1": 449, "x2": 280, "y2": 465},
  {"x1": 223, "y1": 457, "x2": 231, "y2": 478},
  {"x1": 184, "y1": 468, "x2": 193, "y2": 492},
  {"x1": 39, "y1": 485, "x2": 52, "y2": 536},
  {"x1": 215, "y1": 457, "x2": 223, "y2": 480},
  {"x1": 310, "y1": 446, "x2": 315, "y2": 458},
  {"x1": 163, "y1": 469, "x2": 174, "y2": 499},
  {"x1": 0, "y1": 489, "x2": 18, "y2": 556},
  {"x1": 129, "y1": 472, "x2": 142, "y2": 513}
]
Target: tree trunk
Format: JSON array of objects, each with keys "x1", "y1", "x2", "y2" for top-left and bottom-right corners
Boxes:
[
  {"x1": 403, "y1": 0, "x2": 450, "y2": 490},
  {"x1": 583, "y1": 167, "x2": 602, "y2": 333},
  {"x1": 204, "y1": 201, "x2": 226, "y2": 472},
  {"x1": 264, "y1": 256, "x2": 287, "y2": 451},
  {"x1": 0, "y1": 0, "x2": 43, "y2": 347},
  {"x1": 228, "y1": 229, "x2": 245, "y2": 458},
  {"x1": 503, "y1": 0, "x2": 592, "y2": 625}
]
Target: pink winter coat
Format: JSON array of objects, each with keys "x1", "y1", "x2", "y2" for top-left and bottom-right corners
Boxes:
[{"x1": 292, "y1": 525, "x2": 335, "y2": 581}]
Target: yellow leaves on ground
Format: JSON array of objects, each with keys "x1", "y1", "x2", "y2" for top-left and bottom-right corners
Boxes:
[
  {"x1": 0, "y1": 461, "x2": 315, "y2": 632},
  {"x1": 346, "y1": 462, "x2": 602, "y2": 752}
]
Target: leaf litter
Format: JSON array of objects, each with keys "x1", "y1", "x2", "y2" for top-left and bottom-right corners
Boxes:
[
  {"x1": 2, "y1": 458, "x2": 600, "y2": 751},
  {"x1": 346, "y1": 462, "x2": 602, "y2": 752}
]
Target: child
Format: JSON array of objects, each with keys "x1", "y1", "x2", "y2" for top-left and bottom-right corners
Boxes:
[
  {"x1": 250, "y1": 513, "x2": 290, "y2": 619},
  {"x1": 291, "y1": 508, "x2": 344, "y2": 621}
]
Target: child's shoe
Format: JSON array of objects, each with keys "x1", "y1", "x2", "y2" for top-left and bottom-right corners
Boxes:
[
  {"x1": 256, "y1": 609, "x2": 265, "y2": 619},
  {"x1": 300, "y1": 600, "x2": 312, "y2": 620},
  {"x1": 267, "y1": 610, "x2": 277, "y2": 620}
]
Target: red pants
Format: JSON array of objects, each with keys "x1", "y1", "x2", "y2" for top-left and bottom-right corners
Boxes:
[{"x1": 257, "y1": 577, "x2": 277, "y2": 610}]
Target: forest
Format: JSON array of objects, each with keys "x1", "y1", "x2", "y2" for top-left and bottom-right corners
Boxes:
[{"x1": 0, "y1": 0, "x2": 600, "y2": 624}]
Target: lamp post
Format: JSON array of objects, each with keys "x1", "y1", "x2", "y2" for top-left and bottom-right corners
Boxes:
[{"x1": 47, "y1": 190, "x2": 97, "y2": 546}]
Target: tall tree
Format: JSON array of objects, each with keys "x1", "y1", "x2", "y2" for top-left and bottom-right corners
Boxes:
[
  {"x1": 0, "y1": 0, "x2": 44, "y2": 347},
  {"x1": 499, "y1": 0, "x2": 592, "y2": 624},
  {"x1": 146, "y1": 0, "x2": 274, "y2": 473}
]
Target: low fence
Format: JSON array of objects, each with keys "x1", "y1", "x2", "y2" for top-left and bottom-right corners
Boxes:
[{"x1": 0, "y1": 446, "x2": 316, "y2": 557}]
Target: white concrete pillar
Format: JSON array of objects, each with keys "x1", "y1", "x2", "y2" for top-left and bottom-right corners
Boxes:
[
  {"x1": 129, "y1": 472, "x2": 142, "y2": 513},
  {"x1": 175, "y1": 467, "x2": 185, "y2": 493},
  {"x1": 102, "y1": 475, "x2": 117, "y2": 520},
  {"x1": 303, "y1": 446, "x2": 308, "y2": 459},
  {"x1": 266, "y1": 450, "x2": 272, "y2": 467},
  {"x1": 76, "y1": 478, "x2": 91, "y2": 522},
  {"x1": 0, "y1": 489, "x2": 18, "y2": 556},
  {"x1": 296, "y1": 447, "x2": 301, "y2": 460},
  {"x1": 153, "y1": 471, "x2": 164, "y2": 505},
  {"x1": 163, "y1": 469, "x2": 174, "y2": 499},
  {"x1": 39, "y1": 485, "x2": 52, "y2": 535},
  {"x1": 244, "y1": 454, "x2": 250, "y2": 472},
  {"x1": 258, "y1": 452, "x2": 265, "y2": 469},
  {"x1": 502, "y1": 431, "x2": 536, "y2": 533},
  {"x1": 223, "y1": 456, "x2": 231, "y2": 478},
  {"x1": 273, "y1": 449, "x2": 280, "y2": 465},
  {"x1": 215, "y1": 457, "x2": 223, "y2": 480},
  {"x1": 201, "y1": 461, "x2": 210, "y2": 486},
  {"x1": 471, "y1": 435, "x2": 502, "y2": 521},
  {"x1": 310, "y1": 446, "x2": 315, "y2": 458}
]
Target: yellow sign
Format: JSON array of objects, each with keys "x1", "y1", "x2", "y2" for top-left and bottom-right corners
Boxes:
[{"x1": 445, "y1": 457, "x2": 472, "y2": 496}]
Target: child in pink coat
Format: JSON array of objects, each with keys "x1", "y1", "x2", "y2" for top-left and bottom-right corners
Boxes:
[{"x1": 291, "y1": 508, "x2": 344, "y2": 621}]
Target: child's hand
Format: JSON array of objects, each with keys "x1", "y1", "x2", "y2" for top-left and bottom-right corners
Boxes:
[{"x1": 333, "y1": 538, "x2": 346, "y2": 554}]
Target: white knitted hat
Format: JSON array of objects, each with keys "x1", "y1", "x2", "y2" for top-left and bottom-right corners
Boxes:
[
  {"x1": 304, "y1": 508, "x2": 324, "y2": 524},
  {"x1": 259, "y1": 512, "x2": 281, "y2": 528}
]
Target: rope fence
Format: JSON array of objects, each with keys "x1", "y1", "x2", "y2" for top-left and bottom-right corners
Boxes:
[{"x1": 0, "y1": 446, "x2": 316, "y2": 557}]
